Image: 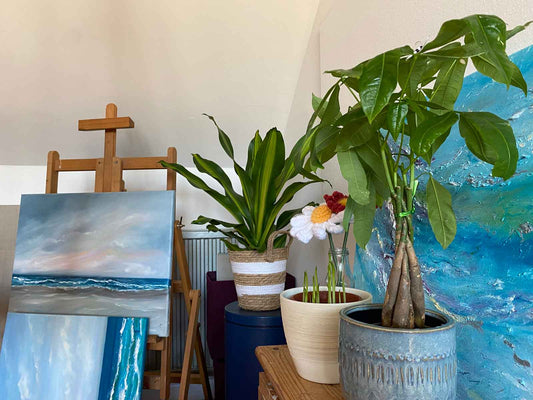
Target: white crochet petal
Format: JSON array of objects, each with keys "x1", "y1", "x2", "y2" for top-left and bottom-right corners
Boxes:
[
  {"x1": 326, "y1": 222, "x2": 344, "y2": 234},
  {"x1": 290, "y1": 214, "x2": 310, "y2": 227},
  {"x1": 301, "y1": 206, "x2": 315, "y2": 215},
  {"x1": 330, "y1": 211, "x2": 344, "y2": 224},
  {"x1": 290, "y1": 222, "x2": 314, "y2": 244},
  {"x1": 312, "y1": 223, "x2": 327, "y2": 240}
]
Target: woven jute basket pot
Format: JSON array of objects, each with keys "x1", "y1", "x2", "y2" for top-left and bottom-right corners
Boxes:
[{"x1": 228, "y1": 230, "x2": 292, "y2": 311}]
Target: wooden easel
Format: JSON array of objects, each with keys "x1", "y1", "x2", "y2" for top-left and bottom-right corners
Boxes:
[{"x1": 45, "y1": 103, "x2": 213, "y2": 400}]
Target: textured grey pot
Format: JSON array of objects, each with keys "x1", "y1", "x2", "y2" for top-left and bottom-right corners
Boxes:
[{"x1": 339, "y1": 304, "x2": 456, "y2": 400}]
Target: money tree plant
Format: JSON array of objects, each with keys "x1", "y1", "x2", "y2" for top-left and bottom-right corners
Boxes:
[{"x1": 297, "y1": 15, "x2": 530, "y2": 328}]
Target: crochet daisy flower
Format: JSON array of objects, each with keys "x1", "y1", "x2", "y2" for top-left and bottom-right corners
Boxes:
[{"x1": 290, "y1": 204, "x2": 344, "y2": 244}]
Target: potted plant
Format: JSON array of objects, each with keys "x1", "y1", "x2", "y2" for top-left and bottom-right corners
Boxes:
[
  {"x1": 295, "y1": 15, "x2": 530, "y2": 399},
  {"x1": 280, "y1": 192, "x2": 372, "y2": 384},
  {"x1": 161, "y1": 115, "x2": 322, "y2": 311}
]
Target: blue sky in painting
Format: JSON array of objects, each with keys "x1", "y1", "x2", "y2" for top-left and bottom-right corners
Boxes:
[
  {"x1": 0, "y1": 313, "x2": 107, "y2": 400},
  {"x1": 13, "y1": 191, "x2": 174, "y2": 279}
]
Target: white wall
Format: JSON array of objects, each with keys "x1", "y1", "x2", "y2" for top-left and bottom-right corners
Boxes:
[{"x1": 0, "y1": 0, "x2": 319, "y2": 166}]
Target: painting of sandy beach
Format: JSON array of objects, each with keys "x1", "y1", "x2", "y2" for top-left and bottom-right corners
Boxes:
[{"x1": 9, "y1": 191, "x2": 175, "y2": 336}]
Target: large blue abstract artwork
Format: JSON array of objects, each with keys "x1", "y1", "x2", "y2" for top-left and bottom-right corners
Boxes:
[
  {"x1": 0, "y1": 312, "x2": 147, "y2": 400},
  {"x1": 355, "y1": 45, "x2": 532, "y2": 399},
  {"x1": 9, "y1": 191, "x2": 175, "y2": 336}
]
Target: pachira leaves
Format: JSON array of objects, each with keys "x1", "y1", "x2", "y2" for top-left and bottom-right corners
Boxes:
[
  {"x1": 429, "y1": 57, "x2": 467, "y2": 111},
  {"x1": 337, "y1": 149, "x2": 369, "y2": 205},
  {"x1": 351, "y1": 180, "x2": 377, "y2": 249},
  {"x1": 464, "y1": 15, "x2": 527, "y2": 95},
  {"x1": 458, "y1": 112, "x2": 518, "y2": 180},
  {"x1": 410, "y1": 111, "x2": 458, "y2": 157},
  {"x1": 161, "y1": 116, "x2": 321, "y2": 252},
  {"x1": 359, "y1": 49, "x2": 403, "y2": 123},
  {"x1": 387, "y1": 102, "x2": 408, "y2": 140},
  {"x1": 426, "y1": 176, "x2": 457, "y2": 249}
]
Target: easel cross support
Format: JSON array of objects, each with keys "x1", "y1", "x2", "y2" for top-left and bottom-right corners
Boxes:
[{"x1": 45, "y1": 103, "x2": 212, "y2": 400}]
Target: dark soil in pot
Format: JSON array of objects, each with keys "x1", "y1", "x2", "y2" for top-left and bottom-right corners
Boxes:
[
  {"x1": 291, "y1": 291, "x2": 361, "y2": 303},
  {"x1": 345, "y1": 306, "x2": 447, "y2": 328}
]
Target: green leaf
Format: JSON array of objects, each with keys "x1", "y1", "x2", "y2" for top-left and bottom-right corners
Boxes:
[
  {"x1": 326, "y1": 62, "x2": 366, "y2": 78},
  {"x1": 192, "y1": 154, "x2": 252, "y2": 225},
  {"x1": 203, "y1": 114, "x2": 234, "y2": 159},
  {"x1": 309, "y1": 125, "x2": 340, "y2": 169},
  {"x1": 359, "y1": 50, "x2": 400, "y2": 123},
  {"x1": 343, "y1": 196, "x2": 356, "y2": 232},
  {"x1": 423, "y1": 42, "x2": 484, "y2": 59},
  {"x1": 337, "y1": 117, "x2": 375, "y2": 151},
  {"x1": 422, "y1": 18, "x2": 469, "y2": 51},
  {"x1": 320, "y1": 84, "x2": 341, "y2": 125},
  {"x1": 387, "y1": 102, "x2": 408, "y2": 140},
  {"x1": 399, "y1": 56, "x2": 442, "y2": 97},
  {"x1": 428, "y1": 53, "x2": 467, "y2": 112},
  {"x1": 161, "y1": 161, "x2": 243, "y2": 223},
  {"x1": 506, "y1": 20, "x2": 532, "y2": 40},
  {"x1": 351, "y1": 180, "x2": 376, "y2": 249},
  {"x1": 458, "y1": 112, "x2": 518, "y2": 180},
  {"x1": 338, "y1": 149, "x2": 369, "y2": 205},
  {"x1": 252, "y1": 128, "x2": 286, "y2": 238},
  {"x1": 355, "y1": 135, "x2": 390, "y2": 197},
  {"x1": 426, "y1": 176, "x2": 457, "y2": 249},
  {"x1": 410, "y1": 112, "x2": 458, "y2": 156},
  {"x1": 246, "y1": 131, "x2": 262, "y2": 174},
  {"x1": 464, "y1": 15, "x2": 526, "y2": 93},
  {"x1": 259, "y1": 181, "x2": 316, "y2": 246},
  {"x1": 193, "y1": 216, "x2": 253, "y2": 247}
]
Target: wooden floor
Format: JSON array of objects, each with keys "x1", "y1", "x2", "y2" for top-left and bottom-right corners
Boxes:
[{"x1": 142, "y1": 378, "x2": 214, "y2": 400}]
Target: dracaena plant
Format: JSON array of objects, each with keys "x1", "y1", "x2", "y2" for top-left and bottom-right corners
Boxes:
[
  {"x1": 297, "y1": 15, "x2": 530, "y2": 329},
  {"x1": 161, "y1": 115, "x2": 322, "y2": 252}
]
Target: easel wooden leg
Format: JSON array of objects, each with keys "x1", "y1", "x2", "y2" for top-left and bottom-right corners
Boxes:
[
  {"x1": 179, "y1": 290, "x2": 201, "y2": 400},
  {"x1": 175, "y1": 225, "x2": 213, "y2": 400},
  {"x1": 159, "y1": 336, "x2": 172, "y2": 400},
  {"x1": 194, "y1": 325, "x2": 213, "y2": 400}
]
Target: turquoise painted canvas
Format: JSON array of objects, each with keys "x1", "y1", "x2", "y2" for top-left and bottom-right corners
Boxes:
[
  {"x1": 354, "y1": 45, "x2": 533, "y2": 399},
  {"x1": 9, "y1": 191, "x2": 175, "y2": 337},
  {"x1": 0, "y1": 312, "x2": 147, "y2": 400}
]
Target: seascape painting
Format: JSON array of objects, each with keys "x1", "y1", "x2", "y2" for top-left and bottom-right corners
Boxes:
[
  {"x1": 355, "y1": 45, "x2": 533, "y2": 399},
  {"x1": 0, "y1": 312, "x2": 147, "y2": 400},
  {"x1": 9, "y1": 191, "x2": 175, "y2": 337}
]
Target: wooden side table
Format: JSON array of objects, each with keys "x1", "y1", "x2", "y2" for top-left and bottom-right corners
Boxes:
[{"x1": 255, "y1": 345, "x2": 344, "y2": 399}]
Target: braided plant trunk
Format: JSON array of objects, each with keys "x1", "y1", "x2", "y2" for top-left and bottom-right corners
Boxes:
[{"x1": 381, "y1": 190, "x2": 425, "y2": 329}]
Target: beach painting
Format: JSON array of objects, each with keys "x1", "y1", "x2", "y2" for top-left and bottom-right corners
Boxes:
[
  {"x1": 0, "y1": 312, "x2": 147, "y2": 400},
  {"x1": 9, "y1": 191, "x2": 175, "y2": 337}
]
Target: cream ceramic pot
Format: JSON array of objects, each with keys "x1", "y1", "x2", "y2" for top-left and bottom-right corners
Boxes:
[{"x1": 280, "y1": 286, "x2": 372, "y2": 384}]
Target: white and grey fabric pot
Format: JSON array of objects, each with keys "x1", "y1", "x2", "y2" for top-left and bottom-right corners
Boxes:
[
  {"x1": 339, "y1": 304, "x2": 456, "y2": 400},
  {"x1": 228, "y1": 230, "x2": 292, "y2": 311},
  {"x1": 280, "y1": 286, "x2": 372, "y2": 384}
]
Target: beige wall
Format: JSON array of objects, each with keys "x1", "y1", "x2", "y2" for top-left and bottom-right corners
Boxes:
[{"x1": 0, "y1": 0, "x2": 319, "y2": 166}]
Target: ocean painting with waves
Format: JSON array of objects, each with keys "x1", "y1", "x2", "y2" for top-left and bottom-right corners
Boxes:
[
  {"x1": 0, "y1": 312, "x2": 147, "y2": 400},
  {"x1": 9, "y1": 191, "x2": 175, "y2": 337}
]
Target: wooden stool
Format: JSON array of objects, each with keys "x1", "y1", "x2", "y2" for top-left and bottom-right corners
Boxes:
[{"x1": 255, "y1": 345, "x2": 344, "y2": 400}]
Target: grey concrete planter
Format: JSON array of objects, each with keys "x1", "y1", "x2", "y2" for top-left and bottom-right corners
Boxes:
[{"x1": 339, "y1": 304, "x2": 456, "y2": 400}]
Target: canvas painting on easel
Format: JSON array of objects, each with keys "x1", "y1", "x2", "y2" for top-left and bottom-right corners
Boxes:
[
  {"x1": 0, "y1": 312, "x2": 147, "y2": 400},
  {"x1": 8, "y1": 190, "x2": 175, "y2": 337}
]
